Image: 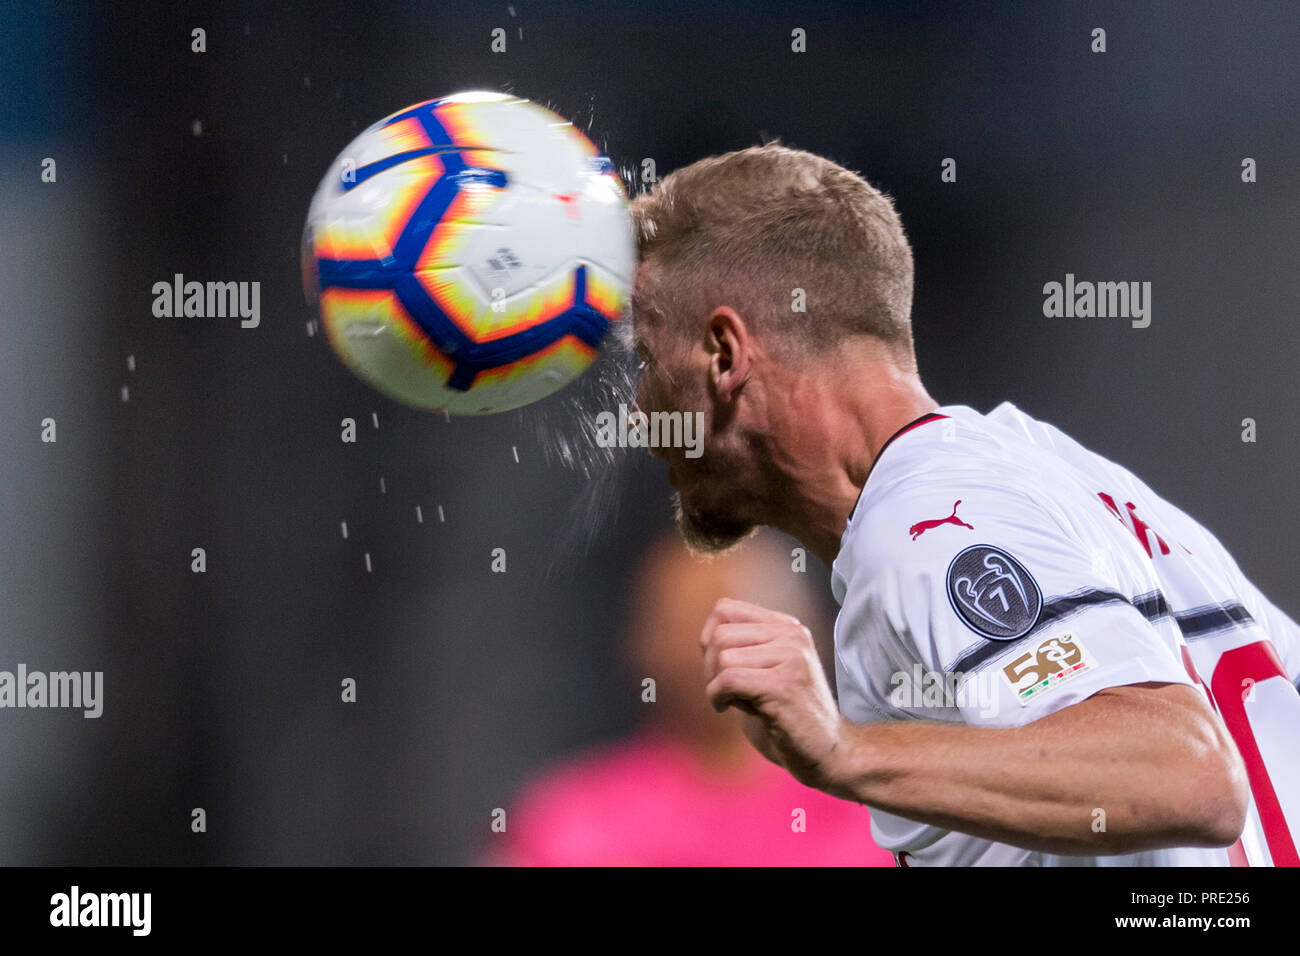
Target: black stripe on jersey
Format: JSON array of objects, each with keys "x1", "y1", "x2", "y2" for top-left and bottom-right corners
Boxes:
[
  {"x1": 1036, "y1": 588, "x2": 1134, "y2": 629},
  {"x1": 948, "y1": 588, "x2": 1257, "y2": 674},
  {"x1": 949, "y1": 588, "x2": 1132, "y2": 673},
  {"x1": 1130, "y1": 591, "x2": 1256, "y2": 639},
  {"x1": 1131, "y1": 590, "x2": 1171, "y2": 621},
  {"x1": 1174, "y1": 602, "x2": 1256, "y2": 639}
]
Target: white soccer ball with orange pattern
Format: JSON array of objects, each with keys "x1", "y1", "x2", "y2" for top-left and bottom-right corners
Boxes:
[{"x1": 302, "y1": 91, "x2": 634, "y2": 414}]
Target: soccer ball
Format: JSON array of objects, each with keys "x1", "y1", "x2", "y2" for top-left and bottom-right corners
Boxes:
[{"x1": 302, "y1": 91, "x2": 635, "y2": 414}]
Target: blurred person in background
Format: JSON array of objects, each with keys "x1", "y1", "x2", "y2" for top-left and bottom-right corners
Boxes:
[{"x1": 489, "y1": 531, "x2": 893, "y2": 866}]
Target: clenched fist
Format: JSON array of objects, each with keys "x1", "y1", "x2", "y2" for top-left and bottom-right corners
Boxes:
[{"x1": 700, "y1": 597, "x2": 851, "y2": 794}]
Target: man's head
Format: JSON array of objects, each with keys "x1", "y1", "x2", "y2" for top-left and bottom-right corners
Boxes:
[{"x1": 628, "y1": 143, "x2": 919, "y2": 555}]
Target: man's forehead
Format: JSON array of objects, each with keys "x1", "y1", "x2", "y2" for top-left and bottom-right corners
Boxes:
[
  {"x1": 630, "y1": 260, "x2": 655, "y2": 308},
  {"x1": 628, "y1": 260, "x2": 662, "y2": 335}
]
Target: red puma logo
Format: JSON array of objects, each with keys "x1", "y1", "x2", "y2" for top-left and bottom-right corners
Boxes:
[{"x1": 909, "y1": 500, "x2": 975, "y2": 540}]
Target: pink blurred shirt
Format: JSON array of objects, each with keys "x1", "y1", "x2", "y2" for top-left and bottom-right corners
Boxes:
[{"x1": 497, "y1": 730, "x2": 896, "y2": 866}]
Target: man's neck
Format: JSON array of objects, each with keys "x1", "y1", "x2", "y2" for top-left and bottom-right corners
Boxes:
[{"x1": 764, "y1": 357, "x2": 938, "y2": 566}]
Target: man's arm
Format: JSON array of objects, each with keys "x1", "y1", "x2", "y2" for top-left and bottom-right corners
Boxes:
[{"x1": 701, "y1": 598, "x2": 1250, "y2": 856}]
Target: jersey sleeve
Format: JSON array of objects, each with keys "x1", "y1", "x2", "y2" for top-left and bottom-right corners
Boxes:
[{"x1": 839, "y1": 480, "x2": 1197, "y2": 728}]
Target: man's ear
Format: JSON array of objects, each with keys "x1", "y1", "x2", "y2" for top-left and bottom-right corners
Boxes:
[{"x1": 707, "y1": 306, "x2": 753, "y2": 401}]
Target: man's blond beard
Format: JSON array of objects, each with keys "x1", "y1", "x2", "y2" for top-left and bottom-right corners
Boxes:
[{"x1": 672, "y1": 490, "x2": 760, "y2": 557}]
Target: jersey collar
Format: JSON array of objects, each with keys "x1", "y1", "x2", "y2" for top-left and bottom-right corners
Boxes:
[{"x1": 845, "y1": 410, "x2": 950, "y2": 528}]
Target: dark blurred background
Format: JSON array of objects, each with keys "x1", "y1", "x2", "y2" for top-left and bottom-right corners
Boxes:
[{"x1": 0, "y1": 0, "x2": 1296, "y2": 864}]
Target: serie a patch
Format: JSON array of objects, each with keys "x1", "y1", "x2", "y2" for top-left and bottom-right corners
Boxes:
[{"x1": 1000, "y1": 633, "x2": 1094, "y2": 705}]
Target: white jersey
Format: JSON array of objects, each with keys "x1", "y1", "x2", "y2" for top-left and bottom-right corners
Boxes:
[{"x1": 831, "y1": 402, "x2": 1300, "y2": 866}]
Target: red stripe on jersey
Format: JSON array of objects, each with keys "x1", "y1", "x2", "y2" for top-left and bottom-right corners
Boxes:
[{"x1": 1209, "y1": 641, "x2": 1300, "y2": 866}]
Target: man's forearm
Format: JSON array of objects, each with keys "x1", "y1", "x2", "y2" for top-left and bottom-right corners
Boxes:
[{"x1": 822, "y1": 683, "x2": 1249, "y2": 856}]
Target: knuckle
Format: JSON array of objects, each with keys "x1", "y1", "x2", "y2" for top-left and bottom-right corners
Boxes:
[
  {"x1": 780, "y1": 652, "x2": 809, "y2": 677},
  {"x1": 782, "y1": 619, "x2": 811, "y2": 641}
]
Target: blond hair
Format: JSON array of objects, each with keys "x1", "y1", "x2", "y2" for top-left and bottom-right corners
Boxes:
[{"x1": 630, "y1": 143, "x2": 915, "y2": 365}]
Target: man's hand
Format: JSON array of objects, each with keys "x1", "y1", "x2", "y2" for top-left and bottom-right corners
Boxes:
[{"x1": 700, "y1": 597, "x2": 848, "y2": 791}]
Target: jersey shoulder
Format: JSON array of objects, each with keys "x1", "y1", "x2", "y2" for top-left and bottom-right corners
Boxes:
[
  {"x1": 832, "y1": 408, "x2": 1194, "y2": 729},
  {"x1": 846, "y1": 412, "x2": 1089, "y2": 578}
]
